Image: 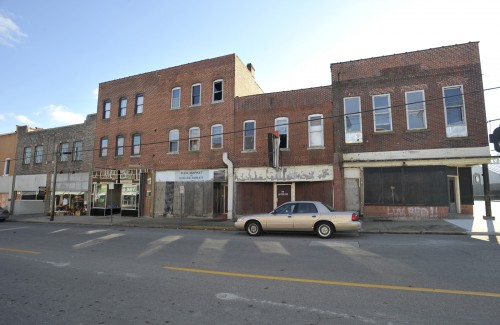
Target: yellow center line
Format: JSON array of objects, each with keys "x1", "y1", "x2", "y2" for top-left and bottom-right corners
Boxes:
[
  {"x1": 164, "y1": 266, "x2": 500, "y2": 298},
  {"x1": 0, "y1": 247, "x2": 42, "y2": 255}
]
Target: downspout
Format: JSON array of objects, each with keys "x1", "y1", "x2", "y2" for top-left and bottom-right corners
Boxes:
[{"x1": 223, "y1": 152, "x2": 234, "y2": 220}]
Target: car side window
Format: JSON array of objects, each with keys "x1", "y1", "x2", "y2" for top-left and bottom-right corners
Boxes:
[
  {"x1": 296, "y1": 203, "x2": 318, "y2": 213},
  {"x1": 275, "y1": 203, "x2": 295, "y2": 214}
]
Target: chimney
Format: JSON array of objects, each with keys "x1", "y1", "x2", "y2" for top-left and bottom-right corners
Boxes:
[{"x1": 247, "y1": 63, "x2": 255, "y2": 77}]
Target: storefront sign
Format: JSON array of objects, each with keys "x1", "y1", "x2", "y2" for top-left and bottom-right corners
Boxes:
[{"x1": 175, "y1": 170, "x2": 210, "y2": 182}]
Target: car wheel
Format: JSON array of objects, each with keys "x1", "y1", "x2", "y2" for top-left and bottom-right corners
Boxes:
[
  {"x1": 246, "y1": 220, "x2": 262, "y2": 236},
  {"x1": 316, "y1": 222, "x2": 334, "y2": 239}
]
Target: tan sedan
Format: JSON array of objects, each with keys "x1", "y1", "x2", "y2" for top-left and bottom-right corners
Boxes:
[{"x1": 234, "y1": 201, "x2": 361, "y2": 239}]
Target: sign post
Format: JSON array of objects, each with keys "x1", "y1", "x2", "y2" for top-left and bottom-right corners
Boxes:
[{"x1": 179, "y1": 185, "x2": 185, "y2": 227}]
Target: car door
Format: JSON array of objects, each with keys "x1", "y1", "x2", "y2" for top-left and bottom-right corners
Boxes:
[
  {"x1": 266, "y1": 202, "x2": 295, "y2": 231},
  {"x1": 292, "y1": 202, "x2": 319, "y2": 231}
]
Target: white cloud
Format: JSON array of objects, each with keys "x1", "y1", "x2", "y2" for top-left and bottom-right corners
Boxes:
[
  {"x1": 0, "y1": 14, "x2": 27, "y2": 47},
  {"x1": 93, "y1": 88, "x2": 99, "y2": 97},
  {"x1": 0, "y1": 114, "x2": 5, "y2": 121},
  {"x1": 46, "y1": 104, "x2": 85, "y2": 125},
  {"x1": 15, "y1": 114, "x2": 37, "y2": 125}
]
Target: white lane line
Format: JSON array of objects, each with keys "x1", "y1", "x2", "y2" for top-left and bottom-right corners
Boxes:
[
  {"x1": 84, "y1": 230, "x2": 108, "y2": 235},
  {"x1": 216, "y1": 293, "x2": 377, "y2": 324},
  {"x1": 309, "y1": 241, "x2": 359, "y2": 248},
  {"x1": 50, "y1": 228, "x2": 70, "y2": 234},
  {"x1": 254, "y1": 241, "x2": 290, "y2": 255},
  {"x1": 0, "y1": 227, "x2": 29, "y2": 232},
  {"x1": 73, "y1": 233, "x2": 125, "y2": 249},
  {"x1": 138, "y1": 235, "x2": 183, "y2": 258}
]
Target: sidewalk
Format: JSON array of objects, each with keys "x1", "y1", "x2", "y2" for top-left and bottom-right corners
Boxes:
[{"x1": 7, "y1": 210, "x2": 498, "y2": 235}]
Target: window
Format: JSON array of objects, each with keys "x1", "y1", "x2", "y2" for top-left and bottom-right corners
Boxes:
[
  {"x1": 308, "y1": 114, "x2": 324, "y2": 147},
  {"x1": 103, "y1": 100, "x2": 111, "y2": 119},
  {"x1": 405, "y1": 90, "x2": 427, "y2": 130},
  {"x1": 344, "y1": 97, "x2": 362, "y2": 143},
  {"x1": 373, "y1": 94, "x2": 392, "y2": 131},
  {"x1": 191, "y1": 84, "x2": 201, "y2": 106},
  {"x1": 132, "y1": 134, "x2": 141, "y2": 156},
  {"x1": 243, "y1": 120, "x2": 256, "y2": 151},
  {"x1": 116, "y1": 136, "x2": 124, "y2": 156},
  {"x1": 189, "y1": 127, "x2": 200, "y2": 151},
  {"x1": 171, "y1": 87, "x2": 181, "y2": 109},
  {"x1": 211, "y1": 124, "x2": 223, "y2": 149},
  {"x1": 73, "y1": 141, "x2": 83, "y2": 161},
  {"x1": 60, "y1": 143, "x2": 70, "y2": 162},
  {"x1": 169, "y1": 130, "x2": 179, "y2": 153},
  {"x1": 443, "y1": 85, "x2": 467, "y2": 137},
  {"x1": 23, "y1": 147, "x2": 32, "y2": 165},
  {"x1": 35, "y1": 145, "x2": 43, "y2": 164},
  {"x1": 119, "y1": 97, "x2": 127, "y2": 117},
  {"x1": 3, "y1": 158, "x2": 10, "y2": 176},
  {"x1": 275, "y1": 117, "x2": 289, "y2": 149},
  {"x1": 213, "y1": 80, "x2": 223, "y2": 102},
  {"x1": 135, "y1": 94, "x2": 144, "y2": 114},
  {"x1": 100, "y1": 137, "x2": 108, "y2": 157}
]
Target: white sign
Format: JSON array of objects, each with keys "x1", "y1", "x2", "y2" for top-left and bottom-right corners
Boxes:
[
  {"x1": 179, "y1": 186, "x2": 185, "y2": 194},
  {"x1": 175, "y1": 170, "x2": 210, "y2": 182}
]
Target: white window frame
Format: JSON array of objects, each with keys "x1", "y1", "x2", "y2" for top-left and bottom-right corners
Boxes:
[
  {"x1": 308, "y1": 114, "x2": 324, "y2": 148},
  {"x1": 243, "y1": 120, "x2": 256, "y2": 151},
  {"x1": 212, "y1": 79, "x2": 224, "y2": 103},
  {"x1": 103, "y1": 101, "x2": 111, "y2": 119},
  {"x1": 443, "y1": 85, "x2": 467, "y2": 137},
  {"x1": 169, "y1": 129, "x2": 179, "y2": 153},
  {"x1": 73, "y1": 141, "x2": 83, "y2": 161},
  {"x1": 405, "y1": 90, "x2": 427, "y2": 130},
  {"x1": 211, "y1": 124, "x2": 223, "y2": 149},
  {"x1": 119, "y1": 97, "x2": 127, "y2": 117},
  {"x1": 372, "y1": 94, "x2": 392, "y2": 132},
  {"x1": 275, "y1": 117, "x2": 289, "y2": 149},
  {"x1": 189, "y1": 127, "x2": 200, "y2": 151},
  {"x1": 132, "y1": 134, "x2": 141, "y2": 156},
  {"x1": 135, "y1": 94, "x2": 144, "y2": 114},
  {"x1": 171, "y1": 87, "x2": 181, "y2": 109},
  {"x1": 191, "y1": 83, "x2": 201, "y2": 106},
  {"x1": 344, "y1": 97, "x2": 363, "y2": 143},
  {"x1": 116, "y1": 136, "x2": 124, "y2": 157},
  {"x1": 100, "y1": 137, "x2": 108, "y2": 157},
  {"x1": 35, "y1": 145, "x2": 43, "y2": 164},
  {"x1": 60, "y1": 142, "x2": 70, "y2": 162},
  {"x1": 3, "y1": 158, "x2": 10, "y2": 176}
]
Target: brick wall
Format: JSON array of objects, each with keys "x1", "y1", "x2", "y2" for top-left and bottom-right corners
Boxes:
[{"x1": 0, "y1": 132, "x2": 17, "y2": 176}]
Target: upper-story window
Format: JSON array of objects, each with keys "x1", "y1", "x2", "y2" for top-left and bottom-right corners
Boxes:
[
  {"x1": 135, "y1": 94, "x2": 144, "y2": 114},
  {"x1": 191, "y1": 84, "x2": 201, "y2": 106},
  {"x1": 35, "y1": 145, "x2": 43, "y2": 164},
  {"x1": 23, "y1": 147, "x2": 32, "y2": 165},
  {"x1": 60, "y1": 142, "x2": 70, "y2": 162},
  {"x1": 308, "y1": 114, "x2": 324, "y2": 148},
  {"x1": 73, "y1": 141, "x2": 83, "y2": 161},
  {"x1": 100, "y1": 137, "x2": 108, "y2": 157},
  {"x1": 443, "y1": 85, "x2": 467, "y2": 137},
  {"x1": 243, "y1": 120, "x2": 256, "y2": 151},
  {"x1": 373, "y1": 94, "x2": 392, "y2": 132},
  {"x1": 169, "y1": 129, "x2": 179, "y2": 153},
  {"x1": 103, "y1": 100, "x2": 111, "y2": 119},
  {"x1": 116, "y1": 136, "x2": 124, "y2": 156},
  {"x1": 3, "y1": 158, "x2": 10, "y2": 176},
  {"x1": 119, "y1": 97, "x2": 127, "y2": 117},
  {"x1": 189, "y1": 127, "x2": 200, "y2": 151},
  {"x1": 171, "y1": 87, "x2": 181, "y2": 109},
  {"x1": 132, "y1": 134, "x2": 141, "y2": 156},
  {"x1": 211, "y1": 124, "x2": 223, "y2": 149},
  {"x1": 275, "y1": 117, "x2": 289, "y2": 149},
  {"x1": 405, "y1": 90, "x2": 427, "y2": 130},
  {"x1": 213, "y1": 80, "x2": 223, "y2": 102},
  {"x1": 344, "y1": 97, "x2": 363, "y2": 143}
]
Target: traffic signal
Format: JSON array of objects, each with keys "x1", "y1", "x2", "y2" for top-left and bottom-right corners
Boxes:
[{"x1": 489, "y1": 126, "x2": 500, "y2": 153}]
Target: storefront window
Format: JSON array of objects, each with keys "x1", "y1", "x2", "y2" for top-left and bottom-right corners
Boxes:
[
  {"x1": 93, "y1": 184, "x2": 108, "y2": 208},
  {"x1": 122, "y1": 185, "x2": 139, "y2": 210}
]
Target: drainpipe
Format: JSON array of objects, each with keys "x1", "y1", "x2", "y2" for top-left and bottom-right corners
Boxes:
[{"x1": 223, "y1": 152, "x2": 234, "y2": 220}]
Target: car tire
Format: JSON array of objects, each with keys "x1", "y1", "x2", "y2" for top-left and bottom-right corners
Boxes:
[
  {"x1": 316, "y1": 222, "x2": 334, "y2": 239},
  {"x1": 245, "y1": 220, "x2": 262, "y2": 236}
]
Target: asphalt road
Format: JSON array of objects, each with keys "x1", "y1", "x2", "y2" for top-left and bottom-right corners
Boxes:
[{"x1": 1, "y1": 222, "x2": 499, "y2": 324}]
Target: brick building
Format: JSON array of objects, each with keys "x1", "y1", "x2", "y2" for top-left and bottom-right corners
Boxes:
[
  {"x1": 93, "y1": 54, "x2": 262, "y2": 218},
  {"x1": 232, "y1": 86, "x2": 334, "y2": 215},
  {"x1": 0, "y1": 131, "x2": 17, "y2": 211},
  {"x1": 13, "y1": 114, "x2": 96, "y2": 215},
  {"x1": 331, "y1": 42, "x2": 490, "y2": 217}
]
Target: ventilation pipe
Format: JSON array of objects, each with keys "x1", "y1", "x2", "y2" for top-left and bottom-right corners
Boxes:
[{"x1": 223, "y1": 152, "x2": 234, "y2": 220}]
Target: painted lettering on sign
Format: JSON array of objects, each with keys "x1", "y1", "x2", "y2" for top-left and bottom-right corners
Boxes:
[{"x1": 387, "y1": 206, "x2": 438, "y2": 218}]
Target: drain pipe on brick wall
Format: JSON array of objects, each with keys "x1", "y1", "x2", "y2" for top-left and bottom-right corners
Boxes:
[{"x1": 223, "y1": 152, "x2": 234, "y2": 220}]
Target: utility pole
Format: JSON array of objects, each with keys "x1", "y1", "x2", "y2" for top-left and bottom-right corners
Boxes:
[{"x1": 50, "y1": 143, "x2": 59, "y2": 221}]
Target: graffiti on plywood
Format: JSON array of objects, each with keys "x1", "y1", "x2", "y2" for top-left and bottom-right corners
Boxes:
[{"x1": 387, "y1": 206, "x2": 439, "y2": 218}]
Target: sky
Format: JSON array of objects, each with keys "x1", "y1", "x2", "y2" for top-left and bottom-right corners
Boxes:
[{"x1": 1, "y1": 0, "x2": 500, "y2": 136}]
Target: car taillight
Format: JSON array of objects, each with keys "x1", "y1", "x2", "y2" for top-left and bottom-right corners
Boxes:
[{"x1": 351, "y1": 212, "x2": 359, "y2": 221}]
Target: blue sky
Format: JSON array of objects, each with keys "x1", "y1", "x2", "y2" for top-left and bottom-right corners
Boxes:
[{"x1": 1, "y1": 0, "x2": 499, "y2": 135}]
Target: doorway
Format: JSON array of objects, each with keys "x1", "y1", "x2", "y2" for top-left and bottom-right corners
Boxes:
[
  {"x1": 448, "y1": 177, "x2": 457, "y2": 213},
  {"x1": 276, "y1": 184, "x2": 292, "y2": 207}
]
